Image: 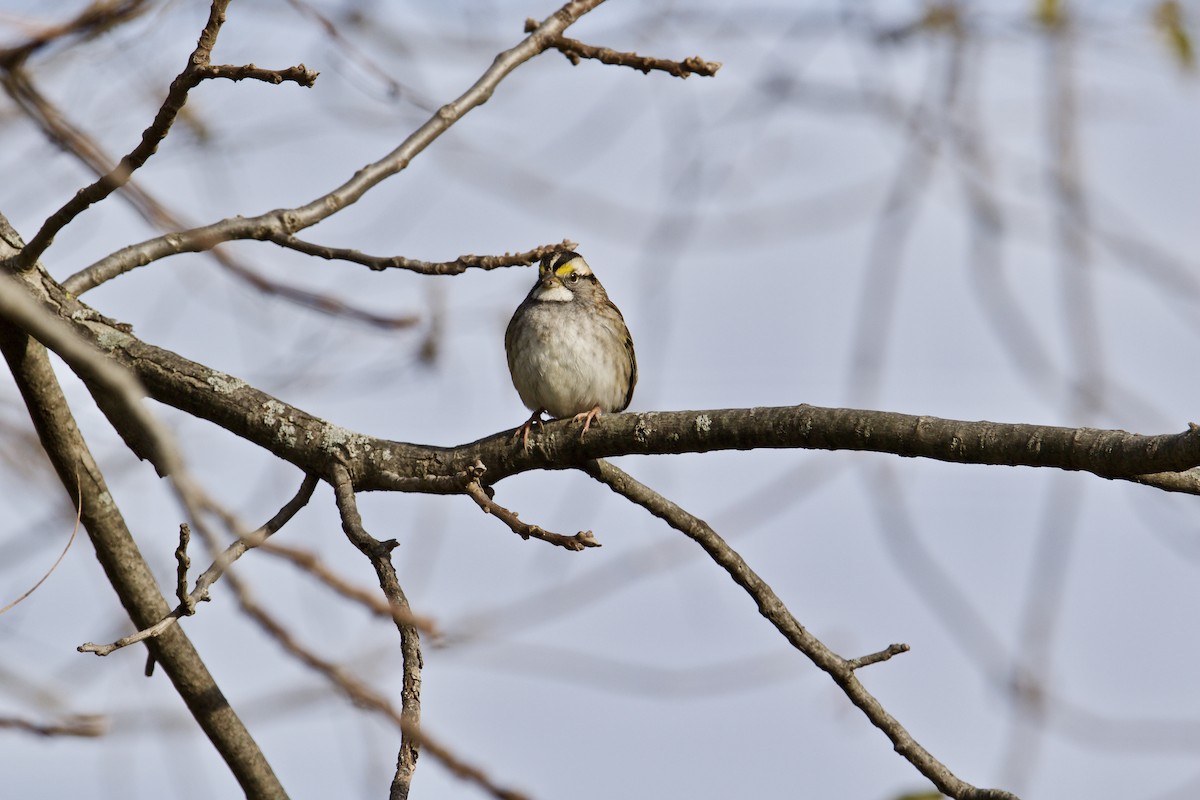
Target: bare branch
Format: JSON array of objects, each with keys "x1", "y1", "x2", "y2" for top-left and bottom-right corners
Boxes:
[
  {"x1": 9, "y1": 0, "x2": 318, "y2": 270},
  {"x1": 847, "y1": 643, "x2": 911, "y2": 671},
  {"x1": 525, "y1": 18, "x2": 722, "y2": 77},
  {"x1": 175, "y1": 523, "x2": 192, "y2": 611},
  {"x1": 464, "y1": 475, "x2": 600, "y2": 551},
  {"x1": 581, "y1": 458, "x2": 1018, "y2": 800},
  {"x1": 197, "y1": 62, "x2": 318, "y2": 86},
  {"x1": 0, "y1": 0, "x2": 153, "y2": 68},
  {"x1": 78, "y1": 474, "x2": 319, "y2": 657},
  {"x1": 331, "y1": 463, "x2": 422, "y2": 798},
  {"x1": 0, "y1": 262, "x2": 286, "y2": 796},
  {"x1": 0, "y1": 714, "x2": 107, "y2": 738},
  {"x1": 0, "y1": 476, "x2": 79, "y2": 615},
  {"x1": 61, "y1": 0, "x2": 609, "y2": 294},
  {"x1": 34, "y1": 263, "x2": 1200, "y2": 495},
  {"x1": 259, "y1": 540, "x2": 440, "y2": 638},
  {"x1": 267, "y1": 235, "x2": 576, "y2": 275},
  {"x1": 227, "y1": 565, "x2": 523, "y2": 800}
]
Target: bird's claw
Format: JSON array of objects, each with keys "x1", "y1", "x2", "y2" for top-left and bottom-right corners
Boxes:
[
  {"x1": 513, "y1": 409, "x2": 546, "y2": 450},
  {"x1": 571, "y1": 405, "x2": 602, "y2": 439}
]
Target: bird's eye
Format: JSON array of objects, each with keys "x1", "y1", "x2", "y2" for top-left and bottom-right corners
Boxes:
[{"x1": 567, "y1": 273, "x2": 580, "y2": 284}]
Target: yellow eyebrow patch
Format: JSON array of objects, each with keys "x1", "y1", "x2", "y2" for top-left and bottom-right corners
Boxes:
[{"x1": 554, "y1": 264, "x2": 577, "y2": 277}]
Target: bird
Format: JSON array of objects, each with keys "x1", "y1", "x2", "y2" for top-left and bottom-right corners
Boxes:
[{"x1": 505, "y1": 249, "x2": 637, "y2": 449}]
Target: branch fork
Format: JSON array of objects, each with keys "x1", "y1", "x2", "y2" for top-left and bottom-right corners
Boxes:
[{"x1": 462, "y1": 460, "x2": 600, "y2": 551}]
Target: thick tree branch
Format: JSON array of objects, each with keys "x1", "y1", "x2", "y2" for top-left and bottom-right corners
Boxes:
[
  {"x1": 60, "y1": 0, "x2": 609, "y2": 294},
  {"x1": 0, "y1": 312, "x2": 286, "y2": 797},
  {"x1": 580, "y1": 458, "x2": 1018, "y2": 800},
  {"x1": 28, "y1": 262, "x2": 1200, "y2": 496}
]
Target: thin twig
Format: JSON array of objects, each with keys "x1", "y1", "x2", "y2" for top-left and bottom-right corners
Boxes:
[
  {"x1": 0, "y1": 0, "x2": 153, "y2": 68},
  {"x1": 524, "y1": 18, "x2": 722, "y2": 77},
  {"x1": 0, "y1": 714, "x2": 108, "y2": 738},
  {"x1": 581, "y1": 458, "x2": 1019, "y2": 800},
  {"x1": 10, "y1": 0, "x2": 318, "y2": 270},
  {"x1": 267, "y1": 236, "x2": 576, "y2": 275},
  {"x1": 197, "y1": 63, "x2": 317, "y2": 86},
  {"x1": 78, "y1": 474, "x2": 319, "y2": 656},
  {"x1": 61, "y1": 0, "x2": 610, "y2": 294},
  {"x1": 0, "y1": 474, "x2": 80, "y2": 615},
  {"x1": 227, "y1": 566, "x2": 523, "y2": 800},
  {"x1": 259, "y1": 540, "x2": 440, "y2": 638},
  {"x1": 330, "y1": 463, "x2": 423, "y2": 799},
  {"x1": 174, "y1": 522, "x2": 193, "y2": 611},
  {"x1": 846, "y1": 643, "x2": 911, "y2": 671},
  {"x1": 463, "y1": 466, "x2": 599, "y2": 551}
]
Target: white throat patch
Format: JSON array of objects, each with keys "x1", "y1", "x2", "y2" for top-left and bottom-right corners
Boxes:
[{"x1": 535, "y1": 283, "x2": 574, "y2": 302}]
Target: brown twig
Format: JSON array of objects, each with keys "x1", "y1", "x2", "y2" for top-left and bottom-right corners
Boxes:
[
  {"x1": 267, "y1": 236, "x2": 577, "y2": 275},
  {"x1": 10, "y1": 0, "x2": 318, "y2": 270},
  {"x1": 0, "y1": 0, "x2": 153, "y2": 69},
  {"x1": 330, "y1": 463, "x2": 423, "y2": 799},
  {"x1": 846, "y1": 643, "x2": 911, "y2": 671},
  {"x1": 581, "y1": 458, "x2": 1019, "y2": 800},
  {"x1": 213, "y1": 254, "x2": 421, "y2": 329},
  {"x1": 0, "y1": 474, "x2": 80, "y2": 615},
  {"x1": 462, "y1": 462, "x2": 599, "y2": 551},
  {"x1": 78, "y1": 474, "x2": 319, "y2": 656},
  {"x1": 258, "y1": 540, "x2": 440, "y2": 639},
  {"x1": 227, "y1": 565, "x2": 523, "y2": 800},
  {"x1": 1, "y1": 63, "x2": 416, "y2": 328},
  {"x1": 61, "y1": 0, "x2": 610, "y2": 293},
  {"x1": 0, "y1": 714, "x2": 108, "y2": 738},
  {"x1": 174, "y1": 523, "x2": 192, "y2": 611},
  {"x1": 524, "y1": 18, "x2": 721, "y2": 77},
  {"x1": 197, "y1": 63, "x2": 318, "y2": 86}
]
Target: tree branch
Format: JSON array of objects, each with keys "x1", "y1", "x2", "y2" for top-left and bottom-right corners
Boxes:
[
  {"x1": 266, "y1": 235, "x2": 576, "y2": 275},
  {"x1": 0, "y1": 288, "x2": 287, "y2": 796},
  {"x1": 331, "y1": 463, "x2": 422, "y2": 799},
  {"x1": 524, "y1": 18, "x2": 722, "y2": 78},
  {"x1": 580, "y1": 458, "x2": 1018, "y2": 800},
  {"x1": 10, "y1": 0, "x2": 318, "y2": 270},
  {"x1": 462, "y1": 463, "x2": 600, "y2": 550},
  {"x1": 31, "y1": 263, "x2": 1200, "y2": 496},
  {"x1": 0, "y1": 714, "x2": 107, "y2": 738},
  {"x1": 78, "y1": 474, "x2": 319, "y2": 657},
  {"x1": 60, "y1": 0, "x2": 609, "y2": 294},
  {"x1": 226, "y1": 563, "x2": 520, "y2": 800},
  {"x1": 259, "y1": 540, "x2": 440, "y2": 637}
]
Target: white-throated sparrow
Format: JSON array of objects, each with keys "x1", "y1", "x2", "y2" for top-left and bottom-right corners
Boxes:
[{"x1": 505, "y1": 249, "x2": 637, "y2": 448}]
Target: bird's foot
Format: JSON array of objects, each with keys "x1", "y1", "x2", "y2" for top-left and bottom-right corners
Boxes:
[
  {"x1": 571, "y1": 405, "x2": 602, "y2": 439},
  {"x1": 513, "y1": 409, "x2": 546, "y2": 450}
]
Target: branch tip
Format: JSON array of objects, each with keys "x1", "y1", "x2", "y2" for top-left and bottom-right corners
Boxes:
[{"x1": 846, "y1": 643, "x2": 911, "y2": 671}]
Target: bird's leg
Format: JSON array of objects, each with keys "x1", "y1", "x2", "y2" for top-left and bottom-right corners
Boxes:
[
  {"x1": 571, "y1": 405, "x2": 603, "y2": 439},
  {"x1": 513, "y1": 408, "x2": 546, "y2": 450}
]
